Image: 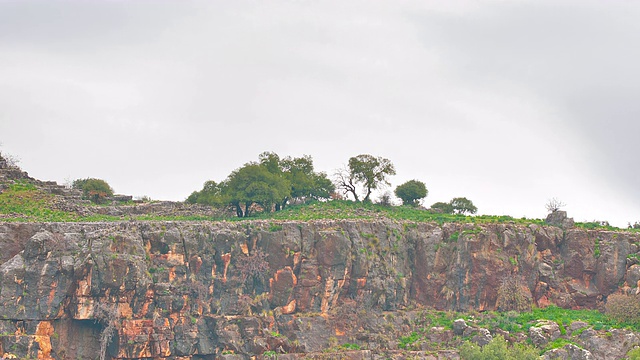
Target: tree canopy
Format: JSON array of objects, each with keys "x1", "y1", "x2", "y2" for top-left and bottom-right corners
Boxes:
[
  {"x1": 187, "y1": 152, "x2": 334, "y2": 217},
  {"x1": 226, "y1": 163, "x2": 290, "y2": 217},
  {"x1": 395, "y1": 180, "x2": 428, "y2": 206},
  {"x1": 430, "y1": 197, "x2": 477, "y2": 215},
  {"x1": 336, "y1": 154, "x2": 396, "y2": 202},
  {"x1": 186, "y1": 152, "x2": 479, "y2": 218},
  {"x1": 450, "y1": 197, "x2": 477, "y2": 214}
]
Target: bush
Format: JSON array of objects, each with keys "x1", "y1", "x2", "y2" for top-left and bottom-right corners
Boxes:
[
  {"x1": 496, "y1": 276, "x2": 532, "y2": 312},
  {"x1": 430, "y1": 201, "x2": 454, "y2": 214},
  {"x1": 459, "y1": 335, "x2": 538, "y2": 360},
  {"x1": 73, "y1": 178, "x2": 114, "y2": 204},
  {"x1": 605, "y1": 293, "x2": 640, "y2": 324},
  {"x1": 627, "y1": 347, "x2": 640, "y2": 360},
  {"x1": 376, "y1": 191, "x2": 393, "y2": 207},
  {"x1": 236, "y1": 248, "x2": 269, "y2": 285}
]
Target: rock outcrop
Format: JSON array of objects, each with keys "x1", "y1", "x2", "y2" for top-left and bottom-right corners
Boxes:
[{"x1": 1, "y1": 220, "x2": 640, "y2": 359}]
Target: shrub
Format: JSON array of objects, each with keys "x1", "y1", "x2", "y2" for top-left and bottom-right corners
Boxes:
[
  {"x1": 496, "y1": 276, "x2": 532, "y2": 312},
  {"x1": 236, "y1": 248, "x2": 269, "y2": 285},
  {"x1": 74, "y1": 178, "x2": 114, "y2": 204},
  {"x1": 459, "y1": 335, "x2": 538, "y2": 360},
  {"x1": 545, "y1": 197, "x2": 566, "y2": 213},
  {"x1": 627, "y1": 347, "x2": 640, "y2": 360},
  {"x1": 376, "y1": 191, "x2": 394, "y2": 207},
  {"x1": 605, "y1": 293, "x2": 640, "y2": 324}
]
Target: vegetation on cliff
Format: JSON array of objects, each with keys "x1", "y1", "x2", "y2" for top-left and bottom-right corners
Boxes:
[{"x1": 4, "y1": 151, "x2": 640, "y2": 358}]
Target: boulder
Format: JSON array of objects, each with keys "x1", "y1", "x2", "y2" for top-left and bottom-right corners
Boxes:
[
  {"x1": 542, "y1": 344, "x2": 593, "y2": 359},
  {"x1": 453, "y1": 319, "x2": 468, "y2": 336},
  {"x1": 546, "y1": 211, "x2": 574, "y2": 228},
  {"x1": 529, "y1": 320, "x2": 561, "y2": 347},
  {"x1": 471, "y1": 328, "x2": 492, "y2": 346}
]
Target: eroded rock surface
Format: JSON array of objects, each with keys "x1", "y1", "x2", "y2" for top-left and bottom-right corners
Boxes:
[{"x1": 1, "y1": 220, "x2": 640, "y2": 359}]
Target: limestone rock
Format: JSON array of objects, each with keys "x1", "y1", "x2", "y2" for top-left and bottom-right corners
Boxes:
[
  {"x1": 529, "y1": 320, "x2": 560, "y2": 347},
  {"x1": 453, "y1": 319, "x2": 468, "y2": 335},
  {"x1": 546, "y1": 210, "x2": 574, "y2": 228},
  {"x1": 542, "y1": 344, "x2": 593, "y2": 359},
  {"x1": 471, "y1": 328, "x2": 492, "y2": 346},
  {"x1": 0, "y1": 220, "x2": 639, "y2": 359}
]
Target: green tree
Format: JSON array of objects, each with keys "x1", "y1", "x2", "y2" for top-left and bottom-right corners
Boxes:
[
  {"x1": 459, "y1": 335, "x2": 538, "y2": 360},
  {"x1": 430, "y1": 201, "x2": 454, "y2": 214},
  {"x1": 260, "y1": 151, "x2": 334, "y2": 210},
  {"x1": 336, "y1": 154, "x2": 396, "y2": 202},
  {"x1": 186, "y1": 152, "x2": 333, "y2": 216},
  {"x1": 186, "y1": 180, "x2": 228, "y2": 207},
  {"x1": 395, "y1": 180, "x2": 428, "y2": 206},
  {"x1": 281, "y1": 155, "x2": 334, "y2": 206},
  {"x1": 74, "y1": 178, "x2": 114, "y2": 204},
  {"x1": 225, "y1": 163, "x2": 290, "y2": 217},
  {"x1": 450, "y1": 197, "x2": 478, "y2": 215}
]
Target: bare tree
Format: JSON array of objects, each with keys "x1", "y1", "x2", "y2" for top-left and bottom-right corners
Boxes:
[
  {"x1": 334, "y1": 166, "x2": 359, "y2": 201},
  {"x1": 0, "y1": 143, "x2": 20, "y2": 169},
  {"x1": 545, "y1": 198, "x2": 566, "y2": 213}
]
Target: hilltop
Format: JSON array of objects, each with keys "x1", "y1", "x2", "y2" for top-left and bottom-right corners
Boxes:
[
  {"x1": 3, "y1": 153, "x2": 640, "y2": 359},
  {"x1": 0, "y1": 152, "x2": 627, "y2": 233}
]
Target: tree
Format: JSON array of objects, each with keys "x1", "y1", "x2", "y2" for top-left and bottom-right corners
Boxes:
[
  {"x1": 225, "y1": 163, "x2": 290, "y2": 217},
  {"x1": 186, "y1": 180, "x2": 228, "y2": 207},
  {"x1": 336, "y1": 154, "x2": 396, "y2": 202},
  {"x1": 450, "y1": 197, "x2": 477, "y2": 215},
  {"x1": 259, "y1": 152, "x2": 334, "y2": 210},
  {"x1": 279, "y1": 154, "x2": 334, "y2": 208},
  {"x1": 395, "y1": 180, "x2": 428, "y2": 206},
  {"x1": 73, "y1": 178, "x2": 114, "y2": 204},
  {"x1": 186, "y1": 152, "x2": 333, "y2": 217},
  {"x1": 430, "y1": 197, "x2": 477, "y2": 215},
  {"x1": 430, "y1": 201, "x2": 454, "y2": 214},
  {"x1": 545, "y1": 197, "x2": 565, "y2": 213},
  {"x1": 334, "y1": 166, "x2": 359, "y2": 201},
  {"x1": 0, "y1": 145, "x2": 20, "y2": 169}
]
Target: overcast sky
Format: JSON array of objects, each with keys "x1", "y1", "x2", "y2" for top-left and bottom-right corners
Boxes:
[{"x1": 1, "y1": 1, "x2": 639, "y2": 226}]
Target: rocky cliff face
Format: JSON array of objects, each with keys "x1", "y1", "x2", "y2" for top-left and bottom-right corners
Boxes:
[{"x1": 1, "y1": 220, "x2": 639, "y2": 359}]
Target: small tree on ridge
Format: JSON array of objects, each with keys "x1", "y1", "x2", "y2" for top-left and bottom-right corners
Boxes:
[{"x1": 395, "y1": 180, "x2": 428, "y2": 207}]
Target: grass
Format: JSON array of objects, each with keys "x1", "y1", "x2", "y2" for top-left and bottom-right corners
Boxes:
[
  {"x1": 254, "y1": 200, "x2": 548, "y2": 226},
  {"x1": 1, "y1": 182, "x2": 639, "y2": 232},
  {"x1": 473, "y1": 305, "x2": 640, "y2": 333},
  {"x1": 403, "y1": 305, "x2": 640, "y2": 336},
  {"x1": 0, "y1": 182, "x2": 88, "y2": 222},
  {"x1": 0, "y1": 182, "x2": 228, "y2": 222}
]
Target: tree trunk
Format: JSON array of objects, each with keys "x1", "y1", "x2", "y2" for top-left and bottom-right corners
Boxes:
[
  {"x1": 363, "y1": 186, "x2": 374, "y2": 202},
  {"x1": 350, "y1": 189, "x2": 360, "y2": 202},
  {"x1": 233, "y1": 202, "x2": 243, "y2": 217}
]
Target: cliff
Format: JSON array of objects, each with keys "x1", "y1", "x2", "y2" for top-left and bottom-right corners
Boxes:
[{"x1": 1, "y1": 220, "x2": 640, "y2": 359}]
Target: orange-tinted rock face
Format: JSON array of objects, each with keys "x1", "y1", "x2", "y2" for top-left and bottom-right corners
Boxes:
[{"x1": 1, "y1": 220, "x2": 639, "y2": 359}]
